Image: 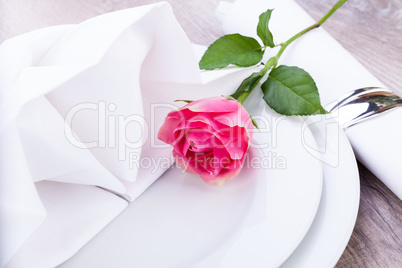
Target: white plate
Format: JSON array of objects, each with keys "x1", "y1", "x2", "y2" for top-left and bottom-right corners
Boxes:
[
  {"x1": 281, "y1": 115, "x2": 360, "y2": 267},
  {"x1": 61, "y1": 90, "x2": 323, "y2": 268}
]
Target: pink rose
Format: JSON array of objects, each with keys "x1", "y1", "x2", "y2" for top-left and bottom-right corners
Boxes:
[{"x1": 158, "y1": 96, "x2": 253, "y2": 185}]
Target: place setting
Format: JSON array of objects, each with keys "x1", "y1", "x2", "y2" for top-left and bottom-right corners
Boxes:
[{"x1": 0, "y1": 0, "x2": 400, "y2": 267}]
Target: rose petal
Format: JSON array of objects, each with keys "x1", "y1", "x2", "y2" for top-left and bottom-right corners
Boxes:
[
  {"x1": 173, "y1": 113, "x2": 224, "y2": 134},
  {"x1": 173, "y1": 151, "x2": 196, "y2": 174},
  {"x1": 184, "y1": 96, "x2": 240, "y2": 113},
  {"x1": 217, "y1": 126, "x2": 250, "y2": 160},
  {"x1": 158, "y1": 117, "x2": 182, "y2": 145},
  {"x1": 214, "y1": 106, "x2": 251, "y2": 129},
  {"x1": 166, "y1": 107, "x2": 195, "y2": 120},
  {"x1": 188, "y1": 151, "x2": 222, "y2": 176},
  {"x1": 186, "y1": 130, "x2": 212, "y2": 144},
  {"x1": 213, "y1": 159, "x2": 243, "y2": 185}
]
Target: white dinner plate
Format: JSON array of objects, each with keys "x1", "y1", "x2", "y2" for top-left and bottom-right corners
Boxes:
[
  {"x1": 281, "y1": 115, "x2": 360, "y2": 267},
  {"x1": 61, "y1": 89, "x2": 323, "y2": 268}
]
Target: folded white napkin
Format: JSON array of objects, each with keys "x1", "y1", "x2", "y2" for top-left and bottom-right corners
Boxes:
[
  {"x1": 0, "y1": 3, "x2": 258, "y2": 267},
  {"x1": 218, "y1": 0, "x2": 402, "y2": 199}
]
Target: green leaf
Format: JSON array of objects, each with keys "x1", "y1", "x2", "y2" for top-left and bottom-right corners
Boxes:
[
  {"x1": 250, "y1": 116, "x2": 260, "y2": 131},
  {"x1": 199, "y1": 34, "x2": 263, "y2": 70},
  {"x1": 174, "y1": 100, "x2": 193, "y2": 104},
  {"x1": 262, "y1": 65, "x2": 328, "y2": 115},
  {"x1": 231, "y1": 72, "x2": 263, "y2": 99},
  {"x1": 257, "y1": 9, "x2": 275, "y2": 48}
]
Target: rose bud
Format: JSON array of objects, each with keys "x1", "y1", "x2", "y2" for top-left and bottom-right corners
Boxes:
[{"x1": 158, "y1": 96, "x2": 253, "y2": 185}]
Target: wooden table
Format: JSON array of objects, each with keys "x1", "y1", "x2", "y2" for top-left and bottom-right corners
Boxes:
[{"x1": 1, "y1": 0, "x2": 401, "y2": 267}]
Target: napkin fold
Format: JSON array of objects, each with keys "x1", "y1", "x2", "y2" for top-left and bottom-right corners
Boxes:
[
  {"x1": 218, "y1": 0, "x2": 402, "y2": 199},
  {"x1": 0, "y1": 2, "x2": 258, "y2": 267}
]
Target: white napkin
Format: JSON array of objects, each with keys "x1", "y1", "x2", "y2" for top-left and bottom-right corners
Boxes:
[
  {"x1": 0, "y1": 2, "x2": 259, "y2": 267},
  {"x1": 218, "y1": 0, "x2": 402, "y2": 199}
]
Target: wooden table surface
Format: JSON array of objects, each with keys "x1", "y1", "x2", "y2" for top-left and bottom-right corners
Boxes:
[{"x1": 1, "y1": 0, "x2": 401, "y2": 267}]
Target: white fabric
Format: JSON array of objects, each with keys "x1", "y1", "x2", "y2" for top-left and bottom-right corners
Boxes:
[
  {"x1": 218, "y1": 0, "x2": 402, "y2": 199},
  {"x1": 5, "y1": 182, "x2": 128, "y2": 268},
  {"x1": 0, "y1": 2, "x2": 258, "y2": 267}
]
